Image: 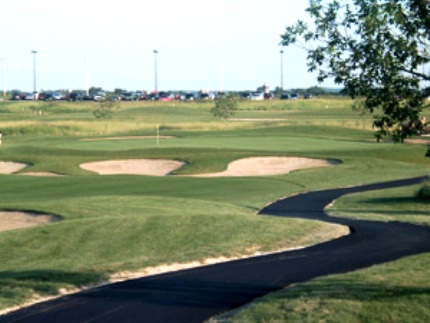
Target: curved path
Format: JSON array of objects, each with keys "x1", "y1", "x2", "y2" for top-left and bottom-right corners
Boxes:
[{"x1": 2, "y1": 177, "x2": 430, "y2": 323}]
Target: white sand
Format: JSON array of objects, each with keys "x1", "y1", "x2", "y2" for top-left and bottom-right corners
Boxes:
[
  {"x1": 0, "y1": 161, "x2": 28, "y2": 174},
  {"x1": 19, "y1": 172, "x2": 64, "y2": 177},
  {"x1": 191, "y1": 157, "x2": 339, "y2": 177},
  {"x1": 80, "y1": 159, "x2": 186, "y2": 176},
  {"x1": 79, "y1": 157, "x2": 338, "y2": 177},
  {"x1": 0, "y1": 211, "x2": 58, "y2": 232}
]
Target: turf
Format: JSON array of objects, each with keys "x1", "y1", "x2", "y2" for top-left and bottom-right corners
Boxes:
[{"x1": 0, "y1": 97, "x2": 429, "y2": 315}]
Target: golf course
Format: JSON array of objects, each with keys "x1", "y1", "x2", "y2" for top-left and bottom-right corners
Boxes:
[{"x1": 0, "y1": 97, "x2": 429, "y2": 321}]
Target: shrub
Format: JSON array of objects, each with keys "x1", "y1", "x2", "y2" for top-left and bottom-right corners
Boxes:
[{"x1": 416, "y1": 181, "x2": 430, "y2": 200}]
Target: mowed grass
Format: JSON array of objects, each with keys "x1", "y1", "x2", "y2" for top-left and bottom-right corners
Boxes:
[{"x1": 0, "y1": 97, "x2": 429, "y2": 316}]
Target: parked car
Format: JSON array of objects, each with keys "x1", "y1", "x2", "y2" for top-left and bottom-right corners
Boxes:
[
  {"x1": 158, "y1": 92, "x2": 174, "y2": 101},
  {"x1": 52, "y1": 92, "x2": 64, "y2": 100},
  {"x1": 118, "y1": 92, "x2": 141, "y2": 101},
  {"x1": 184, "y1": 92, "x2": 198, "y2": 101},
  {"x1": 241, "y1": 92, "x2": 251, "y2": 99},
  {"x1": 10, "y1": 91, "x2": 23, "y2": 100},
  {"x1": 200, "y1": 92, "x2": 216, "y2": 100},
  {"x1": 39, "y1": 92, "x2": 55, "y2": 101},
  {"x1": 66, "y1": 92, "x2": 85, "y2": 102},
  {"x1": 250, "y1": 92, "x2": 264, "y2": 101},
  {"x1": 290, "y1": 93, "x2": 300, "y2": 100},
  {"x1": 280, "y1": 93, "x2": 290, "y2": 100},
  {"x1": 138, "y1": 93, "x2": 151, "y2": 100},
  {"x1": 175, "y1": 93, "x2": 186, "y2": 101},
  {"x1": 118, "y1": 92, "x2": 134, "y2": 101},
  {"x1": 24, "y1": 92, "x2": 36, "y2": 100},
  {"x1": 93, "y1": 92, "x2": 106, "y2": 101},
  {"x1": 264, "y1": 92, "x2": 274, "y2": 100}
]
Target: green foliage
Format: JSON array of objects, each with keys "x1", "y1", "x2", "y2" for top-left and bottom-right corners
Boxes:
[
  {"x1": 281, "y1": 0, "x2": 430, "y2": 142},
  {"x1": 417, "y1": 181, "x2": 430, "y2": 200},
  {"x1": 210, "y1": 94, "x2": 238, "y2": 120}
]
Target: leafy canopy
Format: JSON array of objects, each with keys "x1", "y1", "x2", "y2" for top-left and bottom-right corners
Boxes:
[
  {"x1": 210, "y1": 94, "x2": 238, "y2": 121},
  {"x1": 281, "y1": 0, "x2": 430, "y2": 142}
]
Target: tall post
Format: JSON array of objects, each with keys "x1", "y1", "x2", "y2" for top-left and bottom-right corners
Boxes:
[
  {"x1": 1, "y1": 58, "x2": 5, "y2": 97},
  {"x1": 153, "y1": 50, "x2": 158, "y2": 92},
  {"x1": 280, "y1": 50, "x2": 284, "y2": 92},
  {"x1": 85, "y1": 58, "x2": 90, "y2": 96},
  {"x1": 220, "y1": 61, "x2": 224, "y2": 94},
  {"x1": 31, "y1": 50, "x2": 37, "y2": 94}
]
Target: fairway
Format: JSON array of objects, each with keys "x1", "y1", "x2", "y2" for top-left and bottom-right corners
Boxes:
[{"x1": 0, "y1": 98, "x2": 429, "y2": 320}]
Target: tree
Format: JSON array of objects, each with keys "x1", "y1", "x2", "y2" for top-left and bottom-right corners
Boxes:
[
  {"x1": 281, "y1": 0, "x2": 430, "y2": 142},
  {"x1": 210, "y1": 94, "x2": 238, "y2": 121},
  {"x1": 93, "y1": 94, "x2": 119, "y2": 133}
]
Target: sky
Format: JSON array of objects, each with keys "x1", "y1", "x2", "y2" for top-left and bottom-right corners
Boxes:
[{"x1": 0, "y1": 0, "x2": 333, "y2": 93}]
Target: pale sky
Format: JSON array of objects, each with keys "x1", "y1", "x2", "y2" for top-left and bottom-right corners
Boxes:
[{"x1": 0, "y1": 0, "x2": 331, "y2": 92}]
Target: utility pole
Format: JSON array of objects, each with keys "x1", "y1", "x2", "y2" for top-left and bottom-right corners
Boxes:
[
  {"x1": 280, "y1": 50, "x2": 284, "y2": 92},
  {"x1": 153, "y1": 50, "x2": 158, "y2": 92},
  {"x1": 31, "y1": 50, "x2": 37, "y2": 94},
  {"x1": 0, "y1": 58, "x2": 6, "y2": 97}
]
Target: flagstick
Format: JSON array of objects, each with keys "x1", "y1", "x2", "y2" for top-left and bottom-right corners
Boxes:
[{"x1": 156, "y1": 125, "x2": 160, "y2": 147}]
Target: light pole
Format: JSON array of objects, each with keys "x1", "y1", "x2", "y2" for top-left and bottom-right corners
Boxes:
[
  {"x1": 1, "y1": 58, "x2": 5, "y2": 97},
  {"x1": 31, "y1": 50, "x2": 37, "y2": 95},
  {"x1": 280, "y1": 49, "x2": 284, "y2": 92},
  {"x1": 153, "y1": 50, "x2": 158, "y2": 92},
  {"x1": 220, "y1": 61, "x2": 224, "y2": 94},
  {"x1": 85, "y1": 58, "x2": 90, "y2": 96}
]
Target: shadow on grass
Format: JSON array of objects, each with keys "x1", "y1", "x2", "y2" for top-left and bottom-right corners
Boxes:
[
  {"x1": 280, "y1": 279, "x2": 430, "y2": 302},
  {"x1": 340, "y1": 197, "x2": 430, "y2": 219},
  {"x1": 340, "y1": 208, "x2": 430, "y2": 218},
  {"x1": 360, "y1": 196, "x2": 429, "y2": 206}
]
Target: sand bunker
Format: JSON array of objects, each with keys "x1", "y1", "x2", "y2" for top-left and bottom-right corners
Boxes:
[
  {"x1": 81, "y1": 136, "x2": 175, "y2": 141},
  {"x1": 80, "y1": 159, "x2": 186, "y2": 176},
  {"x1": 20, "y1": 172, "x2": 64, "y2": 177},
  {"x1": 0, "y1": 211, "x2": 59, "y2": 232},
  {"x1": 192, "y1": 157, "x2": 339, "y2": 177},
  {"x1": 80, "y1": 157, "x2": 338, "y2": 177},
  {"x1": 0, "y1": 161, "x2": 28, "y2": 174},
  {"x1": 405, "y1": 138, "x2": 430, "y2": 145}
]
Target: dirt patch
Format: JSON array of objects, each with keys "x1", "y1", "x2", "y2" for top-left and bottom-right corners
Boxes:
[
  {"x1": 0, "y1": 211, "x2": 59, "y2": 232},
  {"x1": 80, "y1": 159, "x2": 186, "y2": 176},
  {"x1": 0, "y1": 162, "x2": 28, "y2": 174},
  {"x1": 190, "y1": 157, "x2": 340, "y2": 177}
]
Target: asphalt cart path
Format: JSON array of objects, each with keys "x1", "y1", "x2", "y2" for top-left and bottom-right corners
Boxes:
[{"x1": 2, "y1": 177, "x2": 430, "y2": 323}]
